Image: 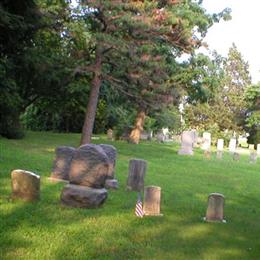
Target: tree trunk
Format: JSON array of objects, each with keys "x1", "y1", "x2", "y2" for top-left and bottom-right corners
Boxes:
[
  {"x1": 80, "y1": 48, "x2": 102, "y2": 145},
  {"x1": 129, "y1": 110, "x2": 146, "y2": 144}
]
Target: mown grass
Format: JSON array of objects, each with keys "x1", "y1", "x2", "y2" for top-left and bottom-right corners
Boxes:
[{"x1": 0, "y1": 131, "x2": 260, "y2": 259}]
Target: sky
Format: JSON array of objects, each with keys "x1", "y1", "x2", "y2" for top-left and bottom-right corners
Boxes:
[{"x1": 201, "y1": 0, "x2": 260, "y2": 83}]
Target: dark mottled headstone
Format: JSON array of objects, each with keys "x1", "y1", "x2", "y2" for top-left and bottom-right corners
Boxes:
[
  {"x1": 11, "y1": 169, "x2": 40, "y2": 201},
  {"x1": 143, "y1": 186, "x2": 162, "y2": 216},
  {"x1": 205, "y1": 193, "x2": 225, "y2": 222},
  {"x1": 249, "y1": 152, "x2": 257, "y2": 163},
  {"x1": 51, "y1": 146, "x2": 76, "y2": 181},
  {"x1": 69, "y1": 144, "x2": 109, "y2": 188},
  {"x1": 105, "y1": 179, "x2": 118, "y2": 190},
  {"x1": 61, "y1": 184, "x2": 107, "y2": 208},
  {"x1": 126, "y1": 159, "x2": 147, "y2": 191},
  {"x1": 99, "y1": 144, "x2": 117, "y2": 179},
  {"x1": 233, "y1": 152, "x2": 240, "y2": 161},
  {"x1": 107, "y1": 129, "x2": 113, "y2": 140}
]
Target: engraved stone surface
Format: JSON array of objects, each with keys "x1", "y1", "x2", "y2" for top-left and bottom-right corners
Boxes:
[
  {"x1": 69, "y1": 144, "x2": 109, "y2": 188},
  {"x1": 11, "y1": 169, "x2": 40, "y2": 201},
  {"x1": 201, "y1": 132, "x2": 211, "y2": 151},
  {"x1": 178, "y1": 131, "x2": 195, "y2": 155},
  {"x1": 126, "y1": 159, "x2": 147, "y2": 192},
  {"x1": 249, "y1": 152, "x2": 257, "y2": 163},
  {"x1": 51, "y1": 146, "x2": 76, "y2": 181},
  {"x1": 229, "y1": 138, "x2": 237, "y2": 153},
  {"x1": 99, "y1": 144, "x2": 117, "y2": 179},
  {"x1": 143, "y1": 186, "x2": 161, "y2": 216},
  {"x1": 61, "y1": 184, "x2": 107, "y2": 208},
  {"x1": 205, "y1": 193, "x2": 225, "y2": 222},
  {"x1": 217, "y1": 139, "x2": 224, "y2": 151}
]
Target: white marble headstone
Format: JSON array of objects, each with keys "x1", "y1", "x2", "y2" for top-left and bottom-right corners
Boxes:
[
  {"x1": 217, "y1": 139, "x2": 224, "y2": 151},
  {"x1": 178, "y1": 131, "x2": 194, "y2": 155},
  {"x1": 229, "y1": 138, "x2": 236, "y2": 153},
  {"x1": 257, "y1": 144, "x2": 260, "y2": 155},
  {"x1": 201, "y1": 132, "x2": 211, "y2": 151}
]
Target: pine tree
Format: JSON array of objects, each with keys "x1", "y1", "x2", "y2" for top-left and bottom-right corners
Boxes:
[{"x1": 78, "y1": 0, "x2": 225, "y2": 144}]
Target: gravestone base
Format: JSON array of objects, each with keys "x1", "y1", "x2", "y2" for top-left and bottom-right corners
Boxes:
[
  {"x1": 203, "y1": 217, "x2": 226, "y2": 223},
  {"x1": 48, "y1": 177, "x2": 69, "y2": 184}
]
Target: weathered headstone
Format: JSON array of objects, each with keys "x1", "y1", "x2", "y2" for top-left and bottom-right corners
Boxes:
[
  {"x1": 69, "y1": 144, "x2": 109, "y2": 188},
  {"x1": 201, "y1": 132, "x2": 211, "y2": 151},
  {"x1": 105, "y1": 179, "x2": 118, "y2": 190},
  {"x1": 178, "y1": 131, "x2": 194, "y2": 155},
  {"x1": 156, "y1": 131, "x2": 165, "y2": 143},
  {"x1": 229, "y1": 138, "x2": 237, "y2": 153},
  {"x1": 143, "y1": 186, "x2": 162, "y2": 216},
  {"x1": 107, "y1": 129, "x2": 113, "y2": 140},
  {"x1": 204, "y1": 150, "x2": 211, "y2": 160},
  {"x1": 216, "y1": 151, "x2": 223, "y2": 160},
  {"x1": 257, "y1": 144, "x2": 260, "y2": 156},
  {"x1": 205, "y1": 193, "x2": 225, "y2": 222},
  {"x1": 11, "y1": 169, "x2": 40, "y2": 201},
  {"x1": 249, "y1": 144, "x2": 255, "y2": 150},
  {"x1": 50, "y1": 146, "x2": 75, "y2": 182},
  {"x1": 249, "y1": 152, "x2": 257, "y2": 164},
  {"x1": 61, "y1": 184, "x2": 107, "y2": 208},
  {"x1": 217, "y1": 139, "x2": 224, "y2": 151},
  {"x1": 99, "y1": 144, "x2": 117, "y2": 179},
  {"x1": 233, "y1": 152, "x2": 240, "y2": 161},
  {"x1": 126, "y1": 159, "x2": 147, "y2": 191}
]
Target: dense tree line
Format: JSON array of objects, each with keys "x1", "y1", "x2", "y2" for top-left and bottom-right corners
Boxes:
[{"x1": 2, "y1": 0, "x2": 258, "y2": 146}]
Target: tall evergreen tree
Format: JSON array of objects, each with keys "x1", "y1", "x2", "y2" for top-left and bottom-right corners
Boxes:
[{"x1": 78, "y1": 0, "x2": 228, "y2": 144}]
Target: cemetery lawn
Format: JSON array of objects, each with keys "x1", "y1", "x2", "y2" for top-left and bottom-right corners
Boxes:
[{"x1": 1, "y1": 131, "x2": 260, "y2": 260}]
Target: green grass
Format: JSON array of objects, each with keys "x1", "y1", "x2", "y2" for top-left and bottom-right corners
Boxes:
[{"x1": 0, "y1": 131, "x2": 260, "y2": 259}]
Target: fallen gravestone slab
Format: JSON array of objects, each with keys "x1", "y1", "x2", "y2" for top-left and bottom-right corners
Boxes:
[
  {"x1": 69, "y1": 144, "x2": 109, "y2": 188},
  {"x1": 126, "y1": 159, "x2": 147, "y2": 192},
  {"x1": 11, "y1": 169, "x2": 40, "y2": 201},
  {"x1": 50, "y1": 146, "x2": 76, "y2": 182},
  {"x1": 61, "y1": 184, "x2": 107, "y2": 208},
  {"x1": 205, "y1": 193, "x2": 225, "y2": 222},
  {"x1": 99, "y1": 144, "x2": 117, "y2": 179},
  {"x1": 143, "y1": 186, "x2": 162, "y2": 216}
]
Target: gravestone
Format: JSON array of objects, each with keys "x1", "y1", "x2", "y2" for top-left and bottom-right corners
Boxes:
[
  {"x1": 257, "y1": 144, "x2": 260, "y2": 156},
  {"x1": 204, "y1": 150, "x2": 211, "y2": 160},
  {"x1": 99, "y1": 144, "x2": 117, "y2": 179},
  {"x1": 205, "y1": 193, "x2": 225, "y2": 222},
  {"x1": 105, "y1": 179, "x2": 118, "y2": 190},
  {"x1": 256, "y1": 144, "x2": 260, "y2": 155},
  {"x1": 217, "y1": 139, "x2": 224, "y2": 151},
  {"x1": 249, "y1": 144, "x2": 255, "y2": 150},
  {"x1": 156, "y1": 131, "x2": 165, "y2": 143},
  {"x1": 216, "y1": 151, "x2": 223, "y2": 160},
  {"x1": 107, "y1": 129, "x2": 113, "y2": 140},
  {"x1": 61, "y1": 184, "x2": 107, "y2": 208},
  {"x1": 229, "y1": 138, "x2": 237, "y2": 153},
  {"x1": 201, "y1": 132, "x2": 211, "y2": 151},
  {"x1": 69, "y1": 144, "x2": 110, "y2": 188},
  {"x1": 143, "y1": 186, "x2": 162, "y2": 216},
  {"x1": 249, "y1": 152, "x2": 257, "y2": 164},
  {"x1": 178, "y1": 131, "x2": 194, "y2": 155},
  {"x1": 126, "y1": 159, "x2": 147, "y2": 191},
  {"x1": 11, "y1": 169, "x2": 40, "y2": 201},
  {"x1": 140, "y1": 132, "x2": 149, "y2": 140},
  {"x1": 192, "y1": 130, "x2": 199, "y2": 147},
  {"x1": 233, "y1": 152, "x2": 240, "y2": 161},
  {"x1": 50, "y1": 146, "x2": 75, "y2": 182}
]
